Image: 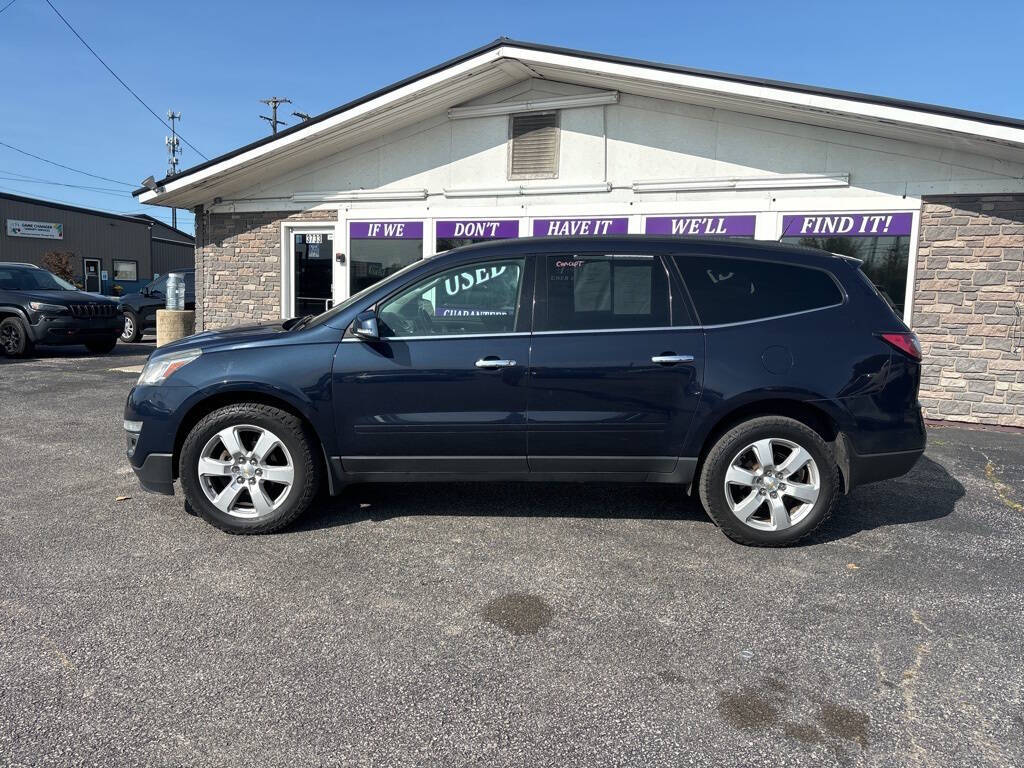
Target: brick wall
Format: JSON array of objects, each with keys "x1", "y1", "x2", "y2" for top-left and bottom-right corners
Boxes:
[
  {"x1": 193, "y1": 208, "x2": 336, "y2": 330},
  {"x1": 914, "y1": 195, "x2": 1024, "y2": 427}
]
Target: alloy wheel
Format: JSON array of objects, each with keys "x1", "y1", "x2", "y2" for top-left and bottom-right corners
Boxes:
[
  {"x1": 197, "y1": 424, "x2": 295, "y2": 519},
  {"x1": 121, "y1": 315, "x2": 135, "y2": 340},
  {"x1": 723, "y1": 437, "x2": 820, "y2": 531},
  {"x1": 1, "y1": 324, "x2": 22, "y2": 355}
]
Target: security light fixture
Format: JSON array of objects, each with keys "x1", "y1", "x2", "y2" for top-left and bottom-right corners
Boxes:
[{"x1": 141, "y1": 176, "x2": 157, "y2": 191}]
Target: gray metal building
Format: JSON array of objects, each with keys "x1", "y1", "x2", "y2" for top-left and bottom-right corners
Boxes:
[{"x1": 0, "y1": 193, "x2": 193, "y2": 295}]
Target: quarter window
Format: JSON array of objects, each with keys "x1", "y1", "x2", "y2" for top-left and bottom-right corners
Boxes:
[
  {"x1": 378, "y1": 259, "x2": 525, "y2": 338},
  {"x1": 540, "y1": 254, "x2": 671, "y2": 332},
  {"x1": 676, "y1": 256, "x2": 843, "y2": 325}
]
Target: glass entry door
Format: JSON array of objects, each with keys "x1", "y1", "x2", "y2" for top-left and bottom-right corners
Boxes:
[{"x1": 293, "y1": 232, "x2": 333, "y2": 317}]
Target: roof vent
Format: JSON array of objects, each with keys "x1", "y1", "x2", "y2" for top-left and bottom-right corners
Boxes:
[{"x1": 508, "y1": 112, "x2": 559, "y2": 179}]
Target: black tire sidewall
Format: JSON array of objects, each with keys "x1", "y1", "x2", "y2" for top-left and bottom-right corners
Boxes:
[
  {"x1": 0, "y1": 317, "x2": 31, "y2": 356},
  {"x1": 701, "y1": 417, "x2": 838, "y2": 546},
  {"x1": 180, "y1": 405, "x2": 317, "y2": 534},
  {"x1": 121, "y1": 310, "x2": 141, "y2": 342}
]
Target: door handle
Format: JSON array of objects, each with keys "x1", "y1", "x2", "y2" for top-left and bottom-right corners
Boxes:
[
  {"x1": 475, "y1": 358, "x2": 517, "y2": 369},
  {"x1": 651, "y1": 354, "x2": 695, "y2": 365}
]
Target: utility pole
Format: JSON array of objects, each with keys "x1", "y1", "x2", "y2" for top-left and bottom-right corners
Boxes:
[
  {"x1": 165, "y1": 109, "x2": 182, "y2": 229},
  {"x1": 259, "y1": 97, "x2": 291, "y2": 135},
  {"x1": 292, "y1": 110, "x2": 313, "y2": 122}
]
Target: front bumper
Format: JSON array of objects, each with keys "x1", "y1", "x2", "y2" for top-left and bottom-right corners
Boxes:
[
  {"x1": 28, "y1": 314, "x2": 123, "y2": 344},
  {"x1": 125, "y1": 383, "x2": 196, "y2": 496},
  {"x1": 131, "y1": 453, "x2": 175, "y2": 495}
]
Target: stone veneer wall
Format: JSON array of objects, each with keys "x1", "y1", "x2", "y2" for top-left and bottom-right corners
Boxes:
[
  {"x1": 914, "y1": 195, "x2": 1024, "y2": 427},
  {"x1": 193, "y1": 208, "x2": 337, "y2": 331}
]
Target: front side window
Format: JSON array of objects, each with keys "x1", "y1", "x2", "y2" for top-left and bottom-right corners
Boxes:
[
  {"x1": 676, "y1": 255, "x2": 843, "y2": 326},
  {"x1": 540, "y1": 254, "x2": 671, "y2": 332},
  {"x1": 146, "y1": 275, "x2": 169, "y2": 296},
  {"x1": 378, "y1": 259, "x2": 525, "y2": 338}
]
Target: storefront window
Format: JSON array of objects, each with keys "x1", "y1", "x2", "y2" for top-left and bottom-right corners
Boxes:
[
  {"x1": 436, "y1": 219, "x2": 519, "y2": 253},
  {"x1": 349, "y1": 221, "x2": 423, "y2": 294},
  {"x1": 781, "y1": 213, "x2": 913, "y2": 316}
]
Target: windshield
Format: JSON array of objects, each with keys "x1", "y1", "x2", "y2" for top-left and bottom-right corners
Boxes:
[
  {"x1": 0, "y1": 266, "x2": 77, "y2": 291},
  {"x1": 303, "y1": 258, "x2": 427, "y2": 329}
]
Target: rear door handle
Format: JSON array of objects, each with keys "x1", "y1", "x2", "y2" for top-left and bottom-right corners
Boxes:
[
  {"x1": 476, "y1": 358, "x2": 517, "y2": 369},
  {"x1": 651, "y1": 354, "x2": 695, "y2": 365}
]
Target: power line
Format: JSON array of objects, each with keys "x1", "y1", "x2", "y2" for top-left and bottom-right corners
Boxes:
[
  {"x1": 0, "y1": 139, "x2": 135, "y2": 186},
  {"x1": 0, "y1": 0, "x2": 19, "y2": 16},
  {"x1": 0, "y1": 169, "x2": 132, "y2": 195},
  {"x1": 43, "y1": 0, "x2": 208, "y2": 161}
]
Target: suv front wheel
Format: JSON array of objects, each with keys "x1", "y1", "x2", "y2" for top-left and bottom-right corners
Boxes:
[
  {"x1": 0, "y1": 317, "x2": 33, "y2": 357},
  {"x1": 180, "y1": 403, "x2": 321, "y2": 534},
  {"x1": 698, "y1": 416, "x2": 840, "y2": 547}
]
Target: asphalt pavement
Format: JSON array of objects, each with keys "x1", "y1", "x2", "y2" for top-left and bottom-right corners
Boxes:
[{"x1": 1, "y1": 344, "x2": 1022, "y2": 767}]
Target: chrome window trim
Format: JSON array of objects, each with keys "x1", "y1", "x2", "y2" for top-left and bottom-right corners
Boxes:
[
  {"x1": 341, "y1": 331, "x2": 532, "y2": 343},
  {"x1": 532, "y1": 325, "x2": 695, "y2": 336},
  {"x1": 699, "y1": 301, "x2": 844, "y2": 329}
]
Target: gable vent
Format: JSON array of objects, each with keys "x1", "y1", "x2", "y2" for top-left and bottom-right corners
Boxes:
[{"x1": 508, "y1": 112, "x2": 559, "y2": 179}]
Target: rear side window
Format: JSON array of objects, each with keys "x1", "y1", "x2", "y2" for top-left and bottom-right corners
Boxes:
[
  {"x1": 540, "y1": 254, "x2": 671, "y2": 331},
  {"x1": 675, "y1": 255, "x2": 843, "y2": 326}
]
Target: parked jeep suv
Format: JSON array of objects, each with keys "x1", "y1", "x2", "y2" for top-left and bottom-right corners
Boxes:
[
  {"x1": 124, "y1": 237, "x2": 925, "y2": 546},
  {"x1": 119, "y1": 269, "x2": 195, "y2": 342},
  {"x1": 0, "y1": 262, "x2": 123, "y2": 356}
]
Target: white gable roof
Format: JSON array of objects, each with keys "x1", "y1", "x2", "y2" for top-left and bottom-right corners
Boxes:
[{"x1": 136, "y1": 39, "x2": 1024, "y2": 209}]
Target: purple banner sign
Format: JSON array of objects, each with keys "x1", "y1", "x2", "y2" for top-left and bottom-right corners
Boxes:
[
  {"x1": 436, "y1": 220, "x2": 519, "y2": 239},
  {"x1": 781, "y1": 213, "x2": 913, "y2": 238},
  {"x1": 645, "y1": 215, "x2": 756, "y2": 237},
  {"x1": 533, "y1": 217, "x2": 629, "y2": 237},
  {"x1": 350, "y1": 221, "x2": 423, "y2": 239}
]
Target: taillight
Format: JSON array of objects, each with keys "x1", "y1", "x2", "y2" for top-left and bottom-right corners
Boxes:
[{"x1": 879, "y1": 332, "x2": 922, "y2": 361}]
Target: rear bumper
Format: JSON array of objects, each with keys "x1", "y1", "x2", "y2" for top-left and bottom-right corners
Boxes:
[
  {"x1": 847, "y1": 446, "x2": 924, "y2": 489},
  {"x1": 131, "y1": 452, "x2": 175, "y2": 495}
]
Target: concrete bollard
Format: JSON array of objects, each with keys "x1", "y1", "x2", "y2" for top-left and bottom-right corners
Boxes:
[{"x1": 156, "y1": 309, "x2": 195, "y2": 347}]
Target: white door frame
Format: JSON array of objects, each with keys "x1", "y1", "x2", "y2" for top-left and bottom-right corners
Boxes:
[{"x1": 279, "y1": 221, "x2": 340, "y2": 319}]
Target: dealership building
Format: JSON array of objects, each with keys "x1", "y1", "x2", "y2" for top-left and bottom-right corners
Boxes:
[
  {"x1": 1, "y1": 192, "x2": 194, "y2": 294},
  {"x1": 135, "y1": 39, "x2": 1024, "y2": 427}
]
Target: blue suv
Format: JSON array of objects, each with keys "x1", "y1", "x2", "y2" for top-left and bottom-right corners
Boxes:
[{"x1": 124, "y1": 237, "x2": 925, "y2": 546}]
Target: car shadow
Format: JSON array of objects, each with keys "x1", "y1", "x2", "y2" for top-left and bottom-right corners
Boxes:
[
  {"x1": 292, "y1": 454, "x2": 964, "y2": 544},
  {"x1": 806, "y1": 455, "x2": 964, "y2": 544}
]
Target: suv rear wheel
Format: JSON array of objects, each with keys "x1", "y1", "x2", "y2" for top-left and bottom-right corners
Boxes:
[
  {"x1": 698, "y1": 416, "x2": 839, "y2": 547},
  {"x1": 0, "y1": 317, "x2": 33, "y2": 357},
  {"x1": 180, "y1": 403, "x2": 321, "y2": 534}
]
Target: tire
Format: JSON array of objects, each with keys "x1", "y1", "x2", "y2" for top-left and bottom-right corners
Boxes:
[
  {"x1": 0, "y1": 316, "x2": 34, "y2": 357},
  {"x1": 698, "y1": 416, "x2": 840, "y2": 547},
  {"x1": 85, "y1": 336, "x2": 118, "y2": 354},
  {"x1": 179, "y1": 403, "x2": 321, "y2": 534},
  {"x1": 121, "y1": 309, "x2": 142, "y2": 342}
]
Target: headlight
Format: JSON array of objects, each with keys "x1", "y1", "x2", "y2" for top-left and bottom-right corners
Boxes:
[
  {"x1": 29, "y1": 301, "x2": 68, "y2": 314},
  {"x1": 137, "y1": 348, "x2": 202, "y2": 385}
]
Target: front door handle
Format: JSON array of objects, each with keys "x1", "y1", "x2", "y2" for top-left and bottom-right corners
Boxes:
[
  {"x1": 651, "y1": 354, "x2": 695, "y2": 365},
  {"x1": 475, "y1": 358, "x2": 517, "y2": 369}
]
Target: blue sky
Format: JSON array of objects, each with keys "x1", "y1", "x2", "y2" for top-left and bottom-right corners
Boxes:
[{"x1": 1, "y1": 0, "x2": 1022, "y2": 235}]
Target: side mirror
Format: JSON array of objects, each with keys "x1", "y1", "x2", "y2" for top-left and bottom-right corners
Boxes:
[{"x1": 354, "y1": 310, "x2": 379, "y2": 341}]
